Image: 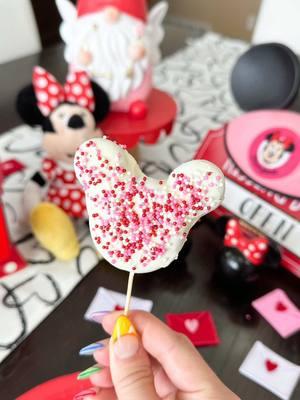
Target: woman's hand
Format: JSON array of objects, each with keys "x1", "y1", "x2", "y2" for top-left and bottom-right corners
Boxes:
[{"x1": 75, "y1": 311, "x2": 240, "y2": 400}]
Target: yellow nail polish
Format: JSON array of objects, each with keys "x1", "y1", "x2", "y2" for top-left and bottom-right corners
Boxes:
[{"x1": 112, "y1": 315, "x2": 137, "y2": 343}]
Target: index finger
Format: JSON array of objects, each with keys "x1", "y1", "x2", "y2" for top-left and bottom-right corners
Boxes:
[{"x1": 101, "y1": 311, "x2": 224, "y2": 395}]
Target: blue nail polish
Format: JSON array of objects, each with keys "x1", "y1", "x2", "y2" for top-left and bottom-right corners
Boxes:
[
  {"x1": 90, "y1": 311, "x2": 110, "y2": 323},
  {"x1": 79, "y1": 342, "x2": 105, "y2": 356}
]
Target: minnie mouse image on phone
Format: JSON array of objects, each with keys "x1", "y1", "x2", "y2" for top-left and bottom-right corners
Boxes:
[{"x1": 16, "y1": 67, "x2": 110, "y2": 261}]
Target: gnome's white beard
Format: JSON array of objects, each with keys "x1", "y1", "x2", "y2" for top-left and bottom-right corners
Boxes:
[{"x1": 64, "y1": 12, "x2": 153, "y2": 102}]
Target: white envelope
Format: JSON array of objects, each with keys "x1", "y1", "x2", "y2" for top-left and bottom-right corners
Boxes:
[
  {"x1": 85, "y1": 287, "x2": 153, "y2": 320},
  {"x1": 239, "y1": 341, "x2": 300, "y2": 400}
]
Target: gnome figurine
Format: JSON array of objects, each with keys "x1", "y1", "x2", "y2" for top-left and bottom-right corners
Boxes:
[{"x1": 56, "y1": 0, "x2": 168, "y2": 116}]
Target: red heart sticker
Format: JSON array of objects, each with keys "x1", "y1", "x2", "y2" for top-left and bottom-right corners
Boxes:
[
  {"x1": 265, "y1": 359, "x2": 278, "y2": 372},
  {"x1": 184, "y1": 319, "x2": 199, "y2": 334},
  {"x1": 276, "y1": 302, "x2": 288, "y2": 312},
  {"x1": 114, "y1": 305, "x2": 124, "y2": 311}
]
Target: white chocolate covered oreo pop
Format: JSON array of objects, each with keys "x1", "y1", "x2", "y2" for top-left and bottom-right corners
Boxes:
[{"x1": 75, "y1": 138, "x2": 225, "y2": 273}]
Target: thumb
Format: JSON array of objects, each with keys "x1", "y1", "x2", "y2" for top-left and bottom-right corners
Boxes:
[{"x1": 109, "y1": 315, "x2": 159, "y2": 400}]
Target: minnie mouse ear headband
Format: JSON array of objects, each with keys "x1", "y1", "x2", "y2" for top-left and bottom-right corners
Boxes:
[
  {"x1": 33, "y1": 66, "x2": 96, "y2": 116},
  {"x1": 224, "y1": 219, "x2": 269, "y2": 266}
]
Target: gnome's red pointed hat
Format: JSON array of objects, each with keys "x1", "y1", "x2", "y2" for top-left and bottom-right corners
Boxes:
[{"x1": 77, "y1": 0, "x2": 147, "y2": 21}]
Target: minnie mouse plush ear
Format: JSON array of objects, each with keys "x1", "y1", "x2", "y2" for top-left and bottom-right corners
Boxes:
[
  {"x1": 16, "y1": 84, "x2": 45, "y2": 127},
  {"x1": 91, "y1": 81, "x2": 110, "y2": 123}
]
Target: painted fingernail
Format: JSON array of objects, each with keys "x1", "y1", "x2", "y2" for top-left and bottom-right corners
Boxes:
[
  {"x1": 90, "y1": 311, "x2": 110, "y2": 323},
  {"x1": 77, "y1": 365, "x2": 102, "y2": 380},
  {"x1": 112, "y1": 316, "x2": 139, "y2": 360},
  {"x1": 73, "y1": 388, "x2": 98, "y2": 399},
  {"x1": 112, "y1": 315, "x2": 137, "y2": 342},
  {"x1": 79, "y1": 342, "x2": 105, "y2": 356}
]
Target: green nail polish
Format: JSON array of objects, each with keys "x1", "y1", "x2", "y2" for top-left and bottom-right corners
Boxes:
[{"x1": 77, "y1": 365, "x2": 102, "y2": 380}]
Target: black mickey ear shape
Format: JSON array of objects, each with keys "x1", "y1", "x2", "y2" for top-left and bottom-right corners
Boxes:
[
  {"x1": 263, "y1": 241, "x2": 281, "y2": 269},
  {"x1": 215, "y1": 216, "x2": 231, "y2": 238},
  {"x1": 16, "y1": 84, "x2": 45, "y2": 127},
  {"x1": 91, "y1": 81, "x2": 110, "y2": 123}
]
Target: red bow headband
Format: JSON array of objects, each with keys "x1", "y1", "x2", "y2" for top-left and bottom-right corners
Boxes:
[
  {"x1": 224, "y1": 219, "x2": 269, "y2": 266},
  {"x1": 270, "y1": 132, "x2": 294, "y2": 150},
  {"x1": 33, "y1": 67, "x2": 95, "y2": 117}
]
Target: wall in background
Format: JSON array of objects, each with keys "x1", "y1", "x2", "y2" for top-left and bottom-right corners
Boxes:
[
  {"x1": 150, "y1": 0, "x2": 262, "y2": 40},
  {"x1": 30, "y1": 0, "x2": 72, "y2": 47},
  {"x1": 253, "y1": 0, "x2": 300, "y2": 54},
  {"x1": 28, "y1": 0, "x2": 263, "y2": 50},
  {"x1": 0, "y1": 0, "x2": 41, "y2": 63}
]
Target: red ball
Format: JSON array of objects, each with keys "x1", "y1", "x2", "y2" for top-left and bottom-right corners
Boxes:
[{"x1": 129, "y1": 100, "x2": 148, "y2": 120}]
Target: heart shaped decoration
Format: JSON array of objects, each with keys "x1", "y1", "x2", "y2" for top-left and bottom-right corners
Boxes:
[
  {"x1": 184, "y1": 318, "x2": 199, "y2": 334},
  {"x1": 265, "y1": 359, "x2": 278, "y2": 372},
  {"x1": 75, "y1": 138, "x2": 225, "y2": 273},
  {"x1": 114, "y1": 304, "x2": 124, "y2": 311},
  {"x1": 276, "y1": 302, "x2": 288, "y2": 312}
]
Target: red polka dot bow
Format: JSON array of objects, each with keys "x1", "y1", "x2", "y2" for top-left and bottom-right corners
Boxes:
[
  {"x1": 224, "y1": 219, "x2": 269, "y2": 266},
  {"x1": 33, "y1": 66, "x2": 95, "y2": 117}
]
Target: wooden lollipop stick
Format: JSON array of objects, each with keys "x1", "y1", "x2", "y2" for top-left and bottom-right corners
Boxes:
[{"x1": 124, "y1": 271, "x2": 135, "y2": 316}]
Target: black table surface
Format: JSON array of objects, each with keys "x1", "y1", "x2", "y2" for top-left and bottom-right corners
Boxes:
[{"x1": 0, "y1": 37, "x2": 300, "y2": 400}]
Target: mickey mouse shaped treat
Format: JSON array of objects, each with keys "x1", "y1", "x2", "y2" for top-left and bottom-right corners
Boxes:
[
  {"x1": 17, "y1": 67, "x2": 110, "y2": 260},
  {"x1": 75, "y1": 137, "x2": 225, "y2": 313}
]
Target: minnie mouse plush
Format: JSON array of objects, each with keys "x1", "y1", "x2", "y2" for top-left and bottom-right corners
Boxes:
[{"x1": 17, "y1": 67, "x2": 110, "y2": 260}]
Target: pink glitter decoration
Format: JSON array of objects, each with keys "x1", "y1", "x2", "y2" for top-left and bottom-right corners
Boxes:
[{"x1": 75, "y1": 138, "x2": 225, "y2": 273}]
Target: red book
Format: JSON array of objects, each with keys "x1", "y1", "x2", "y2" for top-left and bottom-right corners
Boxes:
[{"x1": 194, "y1": 110, "x2": 300, "y2": 277}]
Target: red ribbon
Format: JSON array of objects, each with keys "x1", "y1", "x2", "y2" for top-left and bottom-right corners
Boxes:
[{"x1": 33, "y1": 66, "x2": 95, "y2": 117}]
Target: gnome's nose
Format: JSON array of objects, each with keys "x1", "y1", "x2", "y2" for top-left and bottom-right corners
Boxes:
[{"x1": 68, "y1": 114, "x2": 85, "y2": 129}]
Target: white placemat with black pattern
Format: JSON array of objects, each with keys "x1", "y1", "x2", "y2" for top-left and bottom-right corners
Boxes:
[{"x1": 0, "y1": 32, "x2": 244, "y2": 364}]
